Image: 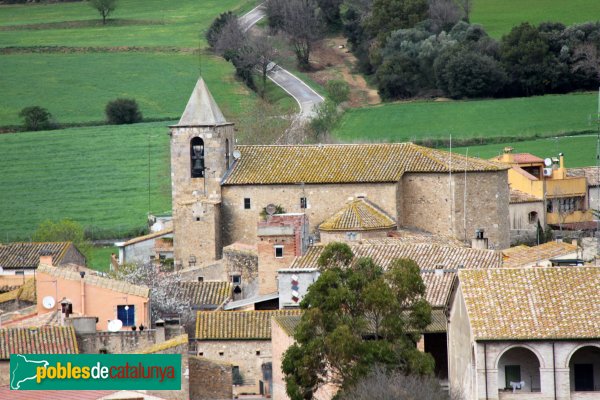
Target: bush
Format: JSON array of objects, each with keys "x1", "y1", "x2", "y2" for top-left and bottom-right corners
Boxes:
[
  {"x1": 310, "y1": 100, "x2": 341, "y2": 137},
  {"x1": 18, "y1": 106, "x2": 54, "y2": 131},
  {"x1": 105, "y1": 98, "x2": 142, "y2": 124},
  {"x1": 326, "y1": 80, "x2": 350, "y2": 104},
  {"x1": 206, "y1": 11, "x2": 236, "y2": 49}
]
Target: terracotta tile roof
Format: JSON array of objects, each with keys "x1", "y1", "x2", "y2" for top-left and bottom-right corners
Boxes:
[
  {"x1": 459, "y1": 267, "x2": 600, "y2": 340},
  {"x1": 0, "y1": 278, "x2": 36, "y2": 304},
  {"x1": 502, "y1": 241, "x2": 578, "y2": 268},
  {"x1": 272, "y1": 314, "x2": 303, "y2": 337},
  {"x1": 427, "y1": 309, "x2": 448, "y2": 333},
  {"x1": 510, "y1": 189, "x2": 541, "y2": 203},
  {"x1": 181, "y1": 281, "x2": 232, "y2": 307},
  {"x1": 319, "y1": 199, "x2": 396, "y2": 231},
  {"x1": 491, "y1": 153, "x2": 544, "y2": 164},
  {"x1": 0, "y1": 242, "x2": 73, "y2": 270},
  {"x1": 290, "y1": 240, "x2": 499, "y2": 307},
  {"x1": 0, "y1": 326, "x2": 78, "y2": 359},
  {"x1": 135, "y1": 334, "x2": 188, "y2": 354},
  {"x1": 196, "y1": 309, "x2": 302, "y2": 340},
  {"x1": 291, "y1": 241, "x2": 501, "y2": 271},
  {"x1": 567, "y1": 166, "x2": 600, "y2": 186},
  {"x1": 37, "y1": 264, "x2": 149, "y2": 298},
  {"x1": 385, "y1": 231, "x2": 467, "y2": 247},
  {"x1": 4, "y1": 311, "x2": 61, "y2": 328},
  {"x1": 121, "y1": 228, "x2": 173, "y2": 247},
  {"x1": 223, "y1": 143, "x2": 508, "y2": 185}
]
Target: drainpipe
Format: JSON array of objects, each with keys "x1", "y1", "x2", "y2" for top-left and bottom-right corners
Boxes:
[
  {"x1": 484, "y1": 342, "x2": 489, "y2": 400},
  {"x1": 79, "y1": 271, "x2": 86, "y2": 315},
  {"x1": 553, "y1": 342, "x2": 557, "y2": 400}
]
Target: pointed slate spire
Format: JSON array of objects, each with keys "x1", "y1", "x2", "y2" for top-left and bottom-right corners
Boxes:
[{"x1": 176, "y1": 77, "x2": 228, "y2": 126}]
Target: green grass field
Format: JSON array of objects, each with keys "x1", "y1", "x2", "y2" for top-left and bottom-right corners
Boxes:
[
  {"x1": 452, "y1": 135, "x2": 598, "y2": 168},
  {"x1": 88, "y1": 246, "x2": 118, "y2": 273},
  {"x1": 333, "y1": 92, "x2": 599, "y2": 143},
  {"x1": 0, "y1": 122, "x2": 171, "y2": 241},
  {"x1": 0, "y1": 52, "x2": 256, "y2": 125},
  {"x1": 471, "y1": 0, "x2": 600, "y2": 38}
]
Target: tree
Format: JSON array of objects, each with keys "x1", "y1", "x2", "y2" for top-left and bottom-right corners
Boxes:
[
  {"x1": 326, "y1": 80, "x2": 350, "y2": 105},
  {"x1": 105, "y1": 98, "x2": 143, "y2": 124},
  {"x1": 427, "y1": 0, "x2": 462, "y2": 34},
  {"x1": 215, "y1": 18, "x2": 258, "y2": 90},
  {"x1": 250, "y1": 36, "x2": 278, "y2": 97},
  {"x1": 265, "y1": 0, "x2": 287, "y2": 32},
  {"x1": 18, "y1": 106, "x2": 54, "y2": 131},
  {"x1": 316, "y1": 0, "x2": 344, "y2": 28},
  {"x1": 206, "y1": 11, "x2": 236, "y2": 49},
  {"x1": 338, "y1": 365, "x2": 459, "y2": 400},
  {"x1": 111, "y1": 262, "x2": 193, "y2": 329},
  {"x1": 282, "y1": 242, "x2": 433, "y2": 399},
  {"x1": 435, "y1": 47, "x2": 507, "y2": 98},
  {"x1": 281, "y1": 0, "x2": 325, "y2": 70},
  {"x1": 367, "y1": 0, "x2": 429, "y2": 42},
  {"x1": 89, "y1": 0, "x2": 118, "y2": 25},
  {"x1": 33, "y1": 219, "x2": 91, "y2": 261}
]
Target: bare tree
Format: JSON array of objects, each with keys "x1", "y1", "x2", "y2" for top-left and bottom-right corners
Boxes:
[
  {"x1": 250, "y1": 36, "x2": 278, "y2": 97},
  {"x1": 215, "y1": 18, "x2": 259, "y2": 89},
  {"x1": 338, "y1": 365, "x2": 463, "y2": 400},
  {"x1": 281, "y1": 0, "x2": 324, "y2": 70},
  {"x1": 428, "y1": 0, "x2": 462, "y2": 33},
  {"x1": 89, "y1": 0, "x2": 118, "y2": 25},
  {"x1": 455, "y1": 0, "x2": 472, "y2": 22},
  {"x1": 572, "y1": 43, "x2": 600, "y2": 81}
]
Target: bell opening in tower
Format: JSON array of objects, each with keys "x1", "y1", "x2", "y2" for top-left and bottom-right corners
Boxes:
[{"x1": 191, "y1": 137, "x2": 205, "y2": 178}]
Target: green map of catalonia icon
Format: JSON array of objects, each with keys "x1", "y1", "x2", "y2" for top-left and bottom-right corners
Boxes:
[{"x1": 10, "y1": 354, "x2": 49, "y2": 390}]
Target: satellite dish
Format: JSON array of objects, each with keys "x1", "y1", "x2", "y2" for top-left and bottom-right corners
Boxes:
[
  {"x1": 232, "y1": 150, "x2": 241, "y2": 160},
  {"x1": 107, "y1": 319, "x2": 123, "y2": 332},
  {"x1": 265, "y1": 204, "x2": 277, "y2": 216},
  {"x1": 42, "y1": 296, "x2": 55, "y2": 310},
  {"x1": 544, "y1": 158, "x2": 552, "y2": 167}
]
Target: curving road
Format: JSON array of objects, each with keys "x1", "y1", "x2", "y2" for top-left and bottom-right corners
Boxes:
[{"x1": 239, "y1": 3, "x2": 324, "y2": 120}]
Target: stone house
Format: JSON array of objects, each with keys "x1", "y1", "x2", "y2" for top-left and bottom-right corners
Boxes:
[
  {"x1": 195, "y1": 309, "x2": 301, "y2": 396},
  {"x1": 36, "y1": 264, "x2": 150, "y2": 331},
  {"x1": 115, "y1": 228, "x2": 174, "y2": 267},
  {"x1": 448, "y1": 267, "x2": 600, "y2": 400},
  {"x1": 568, "y1": 166, "x2": 600, "y2": 220},
  {"x1": 0, "y1": 241, "x2": 85, "y2": 276},
  {"x1": 170, "y1": 78, "x2": 511, "y2": 270},
  {"x1": 0, "y1": 325, "x2": 79, "y2": 386},
  {"x1": 509, "y1": 189, "x2": 545, "y2": 243}
]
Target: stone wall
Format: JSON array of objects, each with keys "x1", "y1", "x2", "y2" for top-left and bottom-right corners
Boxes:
[
  {"x1": 272, "y1": 320, "x2": 294, "y2": 400},
  {"x1": 448, "y1": 285, "x2": 475, "y2": 400},
  {"x1": 402, "y1": 171, "x2": 510, "y2": 250},
  {"x1": 0, "y1": 362, "x2": 8, "y2": 386},
  {"x1": 196, "y1": 340, "x2": 271, "y2": 394},
  {"x1": 77, "y1": 330, "x2": 160, "y2": 354},
  {"x1": 223, "y1": 245, "x2": 258, "y2": 299},
  {"x1": 319, "y1": 229, "x2": 390, "y2": 244},
  {"x1": 62, "y1": 244, "x2": 86, "y2": 267},
  {"x1": 189, "y1": 356, "x2": 232, "y2": 400},
  {"x1": 145, "y1": 340, "x2": 190, "y2": 400},
  {"x1": 221, "y1": 183, "x2": 398, "y2": 247}
]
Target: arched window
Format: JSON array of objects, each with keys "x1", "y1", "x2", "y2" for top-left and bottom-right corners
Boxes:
[
  {"x1": 225, "y1": 138, "x2": 230, "y2": 170},
  {"x1": 569, "y1": 346, "x2": 600, "y2": 392},
  {"x1": 497, "y1": 346, "x2": 541, "y2": 393},
  {"x1": 190, "y1": 137, "x2": 204, "y2": 178},
  {"x1": 528, "y1": 211, "x2": 538, "y2": 224}
]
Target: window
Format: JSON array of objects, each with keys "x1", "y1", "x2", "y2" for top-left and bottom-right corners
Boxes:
[
  {"x1": 244, "y1": 198, "x2": 251, "y2": 209},
  {"x1": 346, "y1": 232, "x2": 357, "y2": 241},
  {"x1": 275, "y1": 245, "x2": 284, "y2": 258},
  {"x1": 300, "y1": 197, "x2": 307, "y2": 209},
  {"x1": 117, "y1": 305, "x2": 135, "y2": 327},
  {"x1": 231, "y1": 274, "x2": 242, "y2": 285},
  {"x1": 198, "y1": 276, "x2": 204, "y2": 282},
  {"x1": 528, "y1": 211, "x2": 538, "y2": 224},
  {"x1": 190, "y1": 137, "x2": 204, "y2": 178},
  {"x1": 256, "y1": 350, "x2": 261, "y2": 356},
  {"x1": 574, "y1": 364, "x2": 594, "y2": 391},
  {"x1": 547, "y1": 201, "x2": 553, "y2": 213},
  {"x1": 15, "y1": 270, "x2": 24, "y2": 275},
  {"x1": 505, "y1": 365, "x2": 521, "y2": 390},
  {"x1": 225, "y1": 138, "x2": 230, "y2": 170},
  {"x1": 219, "y1": 351, "x2": 224, "y2": 356}
]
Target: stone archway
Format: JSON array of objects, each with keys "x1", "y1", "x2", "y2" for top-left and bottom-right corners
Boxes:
[
  {"x1": 568, "y1": 345, "x2": 600, "y2": 392},
  {"x1": 496, "y1": 346, "x2": 542, "y2": 393}
]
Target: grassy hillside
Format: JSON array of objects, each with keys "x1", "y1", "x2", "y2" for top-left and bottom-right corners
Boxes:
[
  {"x1": 333, "y1": 93, "x2": 598, "y2": 143},
  {"x1": 0, "y1": 123, "x2": 171, "y2": 241},
  {"x1": 452, "y1": 135, "x2": 598, "y2": 168},
  {"x1": 471, "y1": 0, "x2": 600, "y2": 38},
  {"x1": 0, "y1": 52, "x2": 252, "y2": 125}
]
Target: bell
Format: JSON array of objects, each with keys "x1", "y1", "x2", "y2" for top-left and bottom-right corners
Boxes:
[{"x1": 192, "y1": 157, "x2": 204, "y2": 174}]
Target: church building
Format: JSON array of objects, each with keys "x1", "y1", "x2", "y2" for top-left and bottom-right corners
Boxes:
[{"x1": 170, "y1": 78, "x2": 511, "y2": 269}]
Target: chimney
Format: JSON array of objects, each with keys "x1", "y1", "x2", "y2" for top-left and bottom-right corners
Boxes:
[
  {"x1": 155, "y1": 319, "x2": 166, "y2": 343},
  {"x1": 39, "y1": 250, "x2": 53, "y2": 266},
  {"x1": 501, "y1": 147, "x2": 514, "y2": 163},
  {"x1": 572, "y1": 239, "x2": 578, "y2": 247},
  {"x1": 471, "y1": 229, "x2": 488, "y2": 250}
]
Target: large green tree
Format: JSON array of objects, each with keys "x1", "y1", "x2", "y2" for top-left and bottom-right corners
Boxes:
[
  {"x1": 32, "y1": 219, "x2": 91, "y2": 261},
  {"x1": 282, "y1": 242, "x2": 433, "y2": 399}
]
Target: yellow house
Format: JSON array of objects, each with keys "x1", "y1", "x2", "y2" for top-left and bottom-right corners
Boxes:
[{"x1": 491, "y1": 148, "x2": 592, "y2": 229}]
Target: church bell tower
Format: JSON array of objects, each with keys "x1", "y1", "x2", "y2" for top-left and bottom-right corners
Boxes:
[{"x1": 170, "y1": 78, "x2": 235, "y2": 268}]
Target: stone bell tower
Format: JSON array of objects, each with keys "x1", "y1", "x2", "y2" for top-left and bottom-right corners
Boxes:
[{"x1": 170, "y1": 78, "x2": 235, "y2": 268}]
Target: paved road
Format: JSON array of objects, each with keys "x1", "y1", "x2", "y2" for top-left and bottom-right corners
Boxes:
[{"x1": 239, "y1": 4, "x2": 324, "y2": 120}]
